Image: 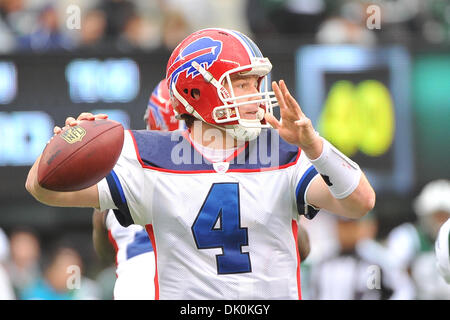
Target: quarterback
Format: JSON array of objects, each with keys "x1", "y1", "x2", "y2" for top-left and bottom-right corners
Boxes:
[{"x1": 26, "y1": 28, "x2": 375, "y2": 299}]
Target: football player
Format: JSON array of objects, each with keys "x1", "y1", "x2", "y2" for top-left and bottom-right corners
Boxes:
[
  {"x1": 385, "y1": 179, "x2": 450, "y2": 299},
  {"x1": 435, "y1": 218, "x2": 450, "y2": 284},
  {"x1": 94, "y1": 78, "x2": 312, "y2": 299},
  {"x1": 144, "y1": 78, "x2": 185, "y2": 131},
  {"x1": 26, "y1": 28, "x2": 375, "y2": 299}
]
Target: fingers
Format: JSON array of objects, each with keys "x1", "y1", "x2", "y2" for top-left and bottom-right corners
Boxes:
[
  {"x1": 58, "y1": 113, "x2": 109, "y2": 133},
  {"x1": 273, "y1": 80, "x2": 305, "y2": 122},
  {"x1": 264, "y1": 113, "x2": 281, "y2": 129},
  {"x1": 272, "y1": 81, "x2": 286, "y2": 110},
  {"x1": 65, "y1": 117, "x2": 77, "y2": 126},
  {"x1": 77, "y1": 112, "x2": 95, "y2": 121},
  {"x1": 273, "y1": 81, "x2": 292, "y2": 122},
  {"x1": 94, "y1": 113, "x2": 108, "y2": 120},
  {"x1": 294, "y1": 118, "x2": 312, "y2": 130}
]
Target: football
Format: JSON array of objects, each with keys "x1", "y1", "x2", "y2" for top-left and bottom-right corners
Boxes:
[{"x1": 37, "y1": 119, "x2": 124, "y2": 192}]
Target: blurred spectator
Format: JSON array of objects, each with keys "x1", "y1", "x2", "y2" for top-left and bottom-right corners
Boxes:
[
  {"x1": 76, "y1": 9, "x2": 107, "y2": 49},
  {"x1": 307, "y1": 212, "x2": 413, "y2": 299},
  {"x1": 21, "y1": 245, "x2": 100, "y2": 300},
  {"x1": 160, "y1": 0, "x2": 251, "y2": 51},
  {"x1": 116, "y1": 13, "x2": 159, "y2": 51},
  {"x1": 316, "y1": 17, "x2": 377, "y2": 46},
  {"x1": 385, "y1": 179, "x2": 450, "y2": 299},
  {"x1": 0, "y1": 0, "x2": 18, "y2": 52},
  {"x1": 246, "y1": 0, "x2": 327, "y2": 37},
  {"x1": 161, "y1": 10, "x2": 191, "y2": 51},
  {"x1": 0, "y1": 0, "x2": 29, "y2": 53},
  {"x1": 0, "y1": 0, "x2": 448, "y2": 53},
  {"x1": 99, "y1": 0, "x2": 136, "y2": 40},
  {"x1": 16, "y1": 4, "x2": 73, "y2": 51},
  {"x1": 161, "y1": 0, "x2": 211, "y2": 33},
  {"x1": 315, "y1": 1, "x2": 378, "y2": 46},
  {"x1": 94, "y1": 264, "x2": 115, "y2": 300},
  {"x1": 0, "y1": 228, "x2": 15, "y2": 299},
  {"x1": 207, "y1": 0, "x2": 250, "y2": 33},
  {"x1": 0, "y1": 0, "x2": 30, "y2": 35},
  {"x1": 6, "y1": 228, "x2": 42, "y2": 298},
  {"x1": 419, "y1": 0, "x2": 450, "y2": 44}
]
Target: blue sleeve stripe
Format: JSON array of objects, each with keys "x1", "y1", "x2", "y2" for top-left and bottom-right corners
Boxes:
[
  {"x1": 110, "y1": 170, "x2": 127, "y2": 206},
  {"x1": 295, "y1": 166, "x2": 319, "y2": 215},
  {"x1": 106, "y1": 170, "x2": 134, "y2": 227},
  {"x1": 295, "y1": 166, "x2": 318, "y2": 202}
]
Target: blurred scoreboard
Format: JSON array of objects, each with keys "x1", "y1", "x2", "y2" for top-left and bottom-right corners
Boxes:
[
  {"x1": 0, "y1": 52, "x2": 168, "y2": 202},
  {"x1": 296, "y1": 45, "x2": 414, "y2": 194}
]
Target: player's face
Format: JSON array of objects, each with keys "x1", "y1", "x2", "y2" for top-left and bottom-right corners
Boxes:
[{"x1": 225, "y1": 74, "x2": 261, "y2": 120}]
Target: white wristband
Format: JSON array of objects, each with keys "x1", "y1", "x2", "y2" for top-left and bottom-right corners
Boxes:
[{"x1": 307, "y1": 138, "x2": 361, "y2": 199}]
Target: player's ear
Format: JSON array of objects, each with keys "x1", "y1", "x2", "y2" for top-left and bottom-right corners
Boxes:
[{"x1": 191, "y1": 89, "x2": 200, "y2": 100}]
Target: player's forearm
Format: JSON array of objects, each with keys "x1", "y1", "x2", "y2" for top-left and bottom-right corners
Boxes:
[
  {"x1": 25, "y1": 154, "x2": 64, "y2": 206},
  {"x1": 25, "y1": 154, "x2": 48, "y2": 203},
  {"x1": 309, "y1": 172, "x2": 375, "y2": 219},
  {"x1": 333, "y1": 173, "x2": 376, "y2": 218},
  {"x1": 304, "y1": 135, "x2": 375, "y2": 218},
  {"x1": 92, "y1": 209, "x2": 115, "y2": 263},
  {"x1": 297, "y1": 225, "x2": 310, "y2": 262},
  {"x1": 25, "y1": 155, "x2": 100, "y2": 208}
]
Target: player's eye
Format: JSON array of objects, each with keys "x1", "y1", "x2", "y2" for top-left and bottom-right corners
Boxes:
[
  {"x1": 233, "y1": 79, "x2": 258, "y2": 91},
  {"x1": 237, "y1": 82, "x2": 246, "y2": 89}
]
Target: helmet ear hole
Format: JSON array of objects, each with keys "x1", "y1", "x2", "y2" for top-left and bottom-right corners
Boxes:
[
  {"x1": 191, "y1": 89, "x2": 200, "y2": 100},
  {"x1": 183, "y1": 88, "x2": 188, "y2": 94}
]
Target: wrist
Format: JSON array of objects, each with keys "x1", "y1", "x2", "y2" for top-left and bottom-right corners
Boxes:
[
  {"x1": 300, "y1": 135, "x2": 323, "y2": 160},
  {"x1": 306, "y1": 137, "x2": 361, "y2": 199}
]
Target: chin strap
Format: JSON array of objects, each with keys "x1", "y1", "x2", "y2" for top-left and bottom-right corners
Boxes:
[{"x1": 203, "y1": 122, "x2": 260, "y2": 142}]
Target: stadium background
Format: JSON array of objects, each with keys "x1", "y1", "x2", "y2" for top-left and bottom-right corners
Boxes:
[{"x1": 0, "y1": 0, "x2": 449, "y2": 299}]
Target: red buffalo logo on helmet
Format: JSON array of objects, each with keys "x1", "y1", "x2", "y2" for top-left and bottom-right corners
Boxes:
[{"x1": 167, "y1": 37, "x2": 222, "y2": 91}]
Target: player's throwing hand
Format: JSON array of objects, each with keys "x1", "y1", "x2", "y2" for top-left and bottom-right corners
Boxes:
[
  {"x1": 53, "y1": 113, "x2": 108, "y2": 135},
  {"x1": 265, "y1": 80, "x2": 323, "y2": 160}
]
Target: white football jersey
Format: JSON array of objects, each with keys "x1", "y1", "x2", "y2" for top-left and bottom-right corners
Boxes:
[
  {"x1": 98, "y1": 129, "x2": 320, "y2": 299},
  {"x1": 105, "y1": 210, "x2": 153, "y2": 266},
  {"x1": 105, "y1": 210, "x2": 155, "y2": 299}
]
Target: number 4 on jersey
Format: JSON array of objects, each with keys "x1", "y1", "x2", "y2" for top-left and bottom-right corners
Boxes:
[{"x1": 191, "y1": 183, "x2": 252, "y2": 274}]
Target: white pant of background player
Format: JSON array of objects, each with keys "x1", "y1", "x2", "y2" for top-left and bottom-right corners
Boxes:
[{"x1": 106, "y1": 210, "x2": 155, "y2": 300}]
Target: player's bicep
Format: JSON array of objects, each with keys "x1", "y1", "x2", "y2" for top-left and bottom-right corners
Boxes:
[
  {"x1": 306, "y1": 176, "x2": 336, "y2": 210},
  {"x1": 306, "y1": 176, "x2": 356, "y2": 217}
]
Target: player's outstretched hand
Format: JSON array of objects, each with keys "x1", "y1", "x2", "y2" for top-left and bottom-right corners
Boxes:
[
  {"x1": 265, "y1": 80, "x2": 323, "y2": 159},
  {"x1": 53, "y1": 113, "x2": 108, "y2": 135}
]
